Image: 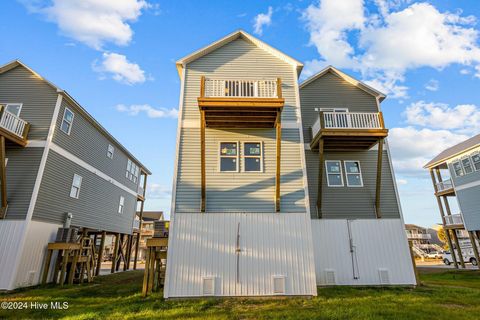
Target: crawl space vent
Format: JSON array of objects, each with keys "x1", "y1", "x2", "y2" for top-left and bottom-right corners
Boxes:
[
  {"x1": 202, "y1": 277, "x2": 215, "y2": 296},
  {"x1": 272, "y1": 276, "x2": 286, "y2": 295},
  {"x1": 324, "y1": 269, "x2": 336, "y2": 285},
  {"x1": 378, "y1": 269, "x2": 390, "y2": 285}
]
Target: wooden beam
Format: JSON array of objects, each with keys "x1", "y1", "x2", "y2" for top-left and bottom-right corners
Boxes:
[
  {"x1": 275, "y1": 111, "x2": 281, "y2": 212},
  {"x1": 316, "y1": 138, "x2": 324, "y2": 219},
  {"x1": 443, "y1": 196, "x2": 465, "y2": 268},
  {"x1": 198, "y1": 97, "x2": 285, "y2": 108},
  {"x1": 111, "y1": 233, "x2": 120, "y2": 273},
  {"x1": 95, "y1": 231, "x2": 106, "y2": 276},
  {"x1": 276, "y1": 78, "x2": 282, "y2": 98},
  {"x1": 0, "y1": 136, "x2": 6, "y2": 217},
  {"x1": 375, "y1": 138, "x2": 384, "y2": 219},
  {"x1": 207, "y1": 123, "x2": 275, "y2": 129},
  {"x1": 468, "y1": 231, "x2": 480, "y2": 270},
  {"x1": 200, "y1": 110, "x2": 206, "y2": 213},
  {"x1": 200, "y1": 76, "x2": 205, "y2": 98}
]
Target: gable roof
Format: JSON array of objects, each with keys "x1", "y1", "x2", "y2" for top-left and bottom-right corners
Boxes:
[
  {"x1": 175, "y1": 30, "x2": 304, "y2": 78},
  {"x1": 424, "y1": 134, "x2": 480, "y2": 169},
  {"x1": 299, "y1": 66, "x2": 386, "y2": 102},
  {"x1": 0, "y1": 59, "x2": 151, "y2": 174}
]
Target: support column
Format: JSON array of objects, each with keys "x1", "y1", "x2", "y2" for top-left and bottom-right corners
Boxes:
[
  {"x1": 200, "y1": 110, "x2": 206, "y2": 213},
  {"x1": 0, "y1": 136, "x2": 7, "y2": 218},
  {"x1": 468, "y1": 231, "x2": 480, "y2": 269},
  {"x1": 275, "y1": 110, "x2": 282, "y2": 212},
  {"x1": 96, "y1": 231, "x2": 106, "y2": 276},
  {"x1": 111, "y1": 233, "x2": 120, "y2": 273},
  {"x1": 375, "y1": 138, "x2": 384, "y2": 219},
  {"x1": 134, "y1": 173, "x2": 148, "y2": 269},
  {"x1": 316, "y1": 138, "x2": 324, "y2": 219},
  {"x1": 443, "y1": 196, "x2": 465, "y2": 268}
]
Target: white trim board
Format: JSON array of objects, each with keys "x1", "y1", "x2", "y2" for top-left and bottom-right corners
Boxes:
[
  {"x1": 454, "y1": 179, "x2": 480, "y2": 192},
  {"x1": 26, "y1": 140, "x2": 46, "y2": 148}
]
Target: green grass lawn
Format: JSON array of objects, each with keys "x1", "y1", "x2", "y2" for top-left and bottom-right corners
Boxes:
[{"x1": 1, "y1": 268, "x2": 479, "y2": 319}]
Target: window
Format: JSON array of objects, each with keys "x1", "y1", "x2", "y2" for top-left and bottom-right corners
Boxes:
[
  {"x1": 118, "y1": 196, "x2": 125, "y2": 214},
  {"x1": 452, "y1": 161, "x2": 464, "y2": 177},
  {"x1": 326, "y1": 160, "x2": 343, "y2": 186},
  {"x1": 60, "y1": 108, "x2": 74, "y2": 135},
  {"x1": 126, "y1": 159, "x2": 139, "y2": 182},
  {"x1": 461, "y1": 157, "x2": 474, "y2": 174},
  {"x1": 471, "y1": 152, "x2": 480, "y2": 171},
  {"x1": 243, "y1": 142, "x2": 262, "y2": 172},
  {"x1": 4, "y1": 103, "x2": 22, "y2": 116},
  {"x1": 344, "y1": 161, "x2": 363, "y2": 187},
  {"x1": 219, "y1": 142, "x2": 238, "y2": 172},
  {"x1": 107, "y1": 144, "x2": 114, "y2": 159},
  {"x1": 70, "y1": 174, "x2": 82, "y2": 199}
]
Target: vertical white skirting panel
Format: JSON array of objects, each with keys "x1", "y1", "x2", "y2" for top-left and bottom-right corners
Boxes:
[
  {"x1": 311, "y1": 219, "x2": 416, "y2": 285},
  {"x1": 165, "y1": 212, "x2": 317, "y2": 297},
  {"x1": 0, "y1": 220, "x2": 27, "y2": 290},
  {"x1": 13, "y1": 220, "x2": 61, "y2": 289}
]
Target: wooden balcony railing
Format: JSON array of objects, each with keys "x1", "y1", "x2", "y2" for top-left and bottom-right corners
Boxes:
[
  {"x1": 312, "y1": 112, "x2": 384, "y2": 137},
  {"x1": 436, "y1": 179, "x2": 453, "y2": 193},
  {"x1": 444, "y1": 214, "x2": 464, "y2": 226},
  {"x1": 203, "y1": 78, "x2": 280, "y2": 98}
]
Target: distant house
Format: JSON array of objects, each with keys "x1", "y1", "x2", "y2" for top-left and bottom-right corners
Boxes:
[
  {"x1": 133, "y1": 211, "x2": 164, "y2": 260},
  {"x1": 405, "y1": 224, "x2": 443, "y2": 257},
  {"x1": 425, "y1": 134, "x2": 480, "y2": 268},
  {"x1": 0, "y1": 60, "x2": 151, "y2": 290}
]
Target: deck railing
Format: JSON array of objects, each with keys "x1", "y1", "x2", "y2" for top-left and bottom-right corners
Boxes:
[
  {"x1": 444, "y1": 214, "x2": 464, "y2": 226},
  {"x1": 406, "y1": 233, "x2": 432, "y2": 240},
  {"x1": 312, "y1": 112, "x2": 384, "y2": 138},
  {"x1": 203, "y1": 78, "x2": 279, "y2": 98},
  {"x1": 436, "y1": 179, "x2": 453, "y2": 193},
  {"x1": 133, "y1": 219, "x2": 140, "y2": 230},
  {"x1": 137, "y1": 185, "x2": 145, "y2": 197},
  {"x1": 0, "y1": 111, "x2": 28, "y2": 138}
]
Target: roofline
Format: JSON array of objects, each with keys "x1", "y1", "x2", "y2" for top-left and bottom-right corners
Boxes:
[
  {"x1": 175, "y1": 29, "x2": 304, "y2": 79},
  {"x1": 0, "y1": 59, "x2": 151, "y2": 175},
  {"x1": 423, "y1": 143, "x2": 480, "y2": 169},
  {"x1": 299, "y1": 65, "x2": 386, "y2": 102}
]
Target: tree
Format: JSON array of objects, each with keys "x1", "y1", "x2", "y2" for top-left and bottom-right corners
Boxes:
[{"x1": 437, "y1": 226, "x2": 450, "y2": 250}]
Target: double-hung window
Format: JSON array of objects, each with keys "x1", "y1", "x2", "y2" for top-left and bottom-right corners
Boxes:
[
  {"x1": 461, "y1": 157, "x2": 474, "y2": 174},
  {"x1": 60, "y1": 108, "x2": 74, "y2": 135},
  {"x1": 452, "y1": 161, "x2": 464, "y2": 177},
  {"x1": 118, "y1": 196, "x2": 125, "y2": 214},
  {"x1": 471, "y1": 152, "x2": 480, "y2": 171},
  {"x1": 344, "y1": 161, "x2": 363, "y2": 187},
  {"x1": 126, "y1": 159, "x2": 139, "y2": 182},
  {"x1": 243, "y1": 142, "x2": 262, "y2": 172},
  {"x1": 325, "y1": 160, "x2": 343, "y2": 186},
  {"x1": 219, "y1": 142, "x2": 238, "y2": 172},
  {"x1": 70, "y1": 174, "x2": 82, "y2": 199},
  {"x1": 107, "y1": 144, "x2": 114, "y2": 159}
]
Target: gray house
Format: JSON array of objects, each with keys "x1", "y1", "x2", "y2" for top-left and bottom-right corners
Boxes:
[
  {"x1": 165, "y1": 30, "x2": 415, "y2": 298},
  {"x1": 425, "y1": 134, "x2": 480, "y2": 268},
  {"x1": 0, "y1": 60, "x2": 150, "y2": 290}
]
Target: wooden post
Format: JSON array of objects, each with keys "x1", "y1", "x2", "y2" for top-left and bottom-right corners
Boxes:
[
  {"x1": 200, "y1": 76, "x2": 205, "y2": 98},
  {"x1": 111, "y1": 233, "x2": 120, "y2": 273},
  {"x1": 59, "y1": 249, "x2": 69, "y2": 286},
  {"x1": 316, "y1": 138, "x2": 324, "y2": 219},
  {"x1": 134, "y1": 173, "x2": 148, "y2": 269},
  {"x1": 96, "y1": 231, "x2": 106, "y2": 276},
  {"x1": 408, "y1": 240, "x2": 420, "y2": 286},
  {"x1": 68, "y1": 249, "x2": 79, "y2": 285},
  {"x1": 275, "y1": 110, "x2": 282, "y2": 212},
  {"x1": 0, "y1": 136, "x2": 7, "y2": 217},
  {"x1": 468, "y1": 231, "x2": 480, "y2": 270},
  {"x1": 375, "y1": 138, "x2": 384, "y2": 219},
  {"x1": 276, "y1": 78, "x2": 282, "y2": 98},
  {"x1": 200, "y1": 110, "x2": 206, "y2": 213},
  {"x1": 142, "y1": 247, "x2": 150, "y2": 297},
  {"x1": 443, "y1": 196, "x2": 466, "y2": 268}
]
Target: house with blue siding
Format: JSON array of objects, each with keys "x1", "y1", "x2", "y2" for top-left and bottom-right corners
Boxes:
[{"x1": 0, "y1": 60, "x2": 151, "y2": 290}]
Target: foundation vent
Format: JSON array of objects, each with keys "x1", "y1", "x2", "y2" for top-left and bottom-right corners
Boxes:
[
  {"x1": 202, "y1": 277, "x2": 215, "y2": 296},
  {"x1": 324, "y1": 269, "x2": 336, "y2": 285},
  {"x1": 378, "y1": 268, "x2": 390, "y2": 285},
  {"x1": 272, "y1": 276, "x2": 286, "y2": 295}
]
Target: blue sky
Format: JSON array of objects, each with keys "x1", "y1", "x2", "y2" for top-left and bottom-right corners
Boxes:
[{"x1": 1, "y1": 1, "x2": 480, "y2": 227}]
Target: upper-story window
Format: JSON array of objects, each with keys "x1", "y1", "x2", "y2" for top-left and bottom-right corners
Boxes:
[
  {"x1": 219, "y1": 142, "x2": 238, "y2": 172},
  {"x1": 471, "y1": 153, "x2": 480, "y2": 171},
  {"x1": 243, "y1": 142, "x2": 262, "y2": 172},
  {"x1": 461, "y1": 157, "x2": 474, "y2": 174},
  {"x1": 4, "y1": 103, "x2": 22, "y2": 116},
  {"x1": 452, "y1": 161, "x2": 464, "y2": 177},
  {"x1": 126, "y1": 159, "x2": 139, "y2": 183},
  {"x1": 70, "y1": 174, "x2": 82, "y2": 199},
  {"x1": 107, "y1": 144, "x2": 115, "y2": 159},
  {"x1": 118, "y1": 196, "x2": 125, "y2": 214},
  {"x1": 344, "y1": 161, "x2": 363, "y2": 187},
  {"x1": 60, "y1": 108, "x2": 74, "y2": 135},
  {"x1": 325, "y1": 160, "x2": 343, "y2": 187}
]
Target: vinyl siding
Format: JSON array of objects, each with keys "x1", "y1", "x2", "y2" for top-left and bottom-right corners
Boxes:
[
  {"x1": 52, "y1": 99, "x2": 139, "y2": 192},
  {"x1": 4, "y1": 144, "x2": 43, "y2": 219},
  {"x1": 32, "y1": 150, "x2": 136, "y2": 234},
  {"x1": 305, "y1": 149, "x2": 401, "y2": 219},
  {"x1": 448, "y1": 160, "x2": 480, "y2": 186},
  {"x1": 455, "y1": 186, "x2": 480, "y2": 231},
  {"x1": 0, "y1": 65, "x2": 57, "y2": 140}
]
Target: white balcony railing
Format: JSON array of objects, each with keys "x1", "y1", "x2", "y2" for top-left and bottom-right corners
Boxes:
[
  {"x1": 436, "y1": 179, "x2": 453, "y2": 192},
  {"x1": 406, "y1": 233, "x2": 432, "y2": 240},
  {"x1": 133, "y1": 219, "x2": 140, "y2": 230},
  {"x1": 204, "y1": 79, "x2": 278, "y2": 98},
  {"x1": 312, "y1": 112, "x2": 383, "y2": 138},
  {"x1": 137, "y1": 185, "x2": 145, "y2": 197},
  {"x1": 445, "y1": 214, "x2": 464, "y2": 226},
  {"x1": 0, "y1": 111, "x2": 28, "y2": 138}
]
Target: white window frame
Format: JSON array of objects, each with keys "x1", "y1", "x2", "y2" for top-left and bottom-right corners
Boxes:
[
  {"x1": 344, "y1": 160, "x2": 364, "y2": 187},
  {"x1": 70, "y1": 174, "x2": 82, "y2": 199},
  {"x1": 470, "y1": 152, "x2": 480, "y2": 172},
  {"x1": 452, "y1": 160, "x2": 464, "y2": 177},
  {"x1": 242, "y1": 142, "x2": 263, "y2": 172},
  {"x1": 126, "y1": 159, "x2": 139, "y2": 182},
  {"x1": 218, "y1": 141, "x2": 239, "y2": 172},
  {"x1": 325, "y1": 160, "x2": 344, "y2": 187},
  {"x1": 2, "y1": 103, "x2": 23, "y2": 116},
  {"x1": 107, "y1": 144, "x2": 115, "y2": 159},
  {"x1": 118, "y1": 196, "x2": 125, "y2": 214},
  {"x1": 461, "y1": 156, "x2": 474, "y2": 175},
  {"x1": 60, "y1": 107, "x2": 75, "y2": 135}
]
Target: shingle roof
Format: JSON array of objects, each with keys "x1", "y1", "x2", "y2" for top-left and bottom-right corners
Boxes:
[{"x1": 424, "y1": 134, "x2": 480, "y2": 169}]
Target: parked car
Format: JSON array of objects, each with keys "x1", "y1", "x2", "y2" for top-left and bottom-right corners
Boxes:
[
  {"x1": 426, "y1": 251, "x2": 442, "y2": 259},
  {"x1": 442, "y1": 251, "x2": 478, "y2": 266}
]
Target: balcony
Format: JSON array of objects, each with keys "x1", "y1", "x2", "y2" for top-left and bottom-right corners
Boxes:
[
  {"x1": 406, "y1": 233, "x2": 432, "y2": 240},
  {"x1": 444, "y1": 213, "x2": 464, "y2": 228},
  {"x1": 137, "y1": 184, "x2": 145, "y2": 200},
  {"x1": 310, "y1": 111, "x2": 388, "y2": 151},
  {"x1": 435, "y1": 178, "x2": 454, "y2": 196},
  {"x1": 0, "y1": 106, "x2": 30, "y2": 147},
  {"x1": 133, "y1": 219, "x2": 140, "y2": 230}
]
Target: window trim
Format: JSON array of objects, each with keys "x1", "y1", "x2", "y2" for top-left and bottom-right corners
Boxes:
[
  {"x1": 242, "y1": 142, "x2": 263, "y2": 172},
  {"x1": 470, "y1": 152, "x2": 480, "y2": 172},
  {"x1": 2, "y1": 103, "x2": 23, "y2": 117},
  {"x1": 325, "y1": 160, "x2": 344, "y2": 187},
  {"x1": 118, "y1": 196, "x2": 125, "y2": 214},
  {"x1": 126, "y1": 159, "x2": 139, "y2": 182},
  {"x1": 452, "y1": 160, "x2": 464, "y2": 177},
  {"x1": 461, "y1": 156, "x2": 474, "y2": 175},
  {"x1": 70, "y1": 174, "x2": 82, "y2": 199},
  {"x1": 60, "y1": 107, "x2": 75, "y2": 135},
  {"x1": 218, "y1": 141, "x2": 239, "y2": 172},
  {"x1": 107, "y1": 144, "x2": 115, "y2": 159},
  {"x1": 344, "y1": 160, "x2": 364, "y2": 187}
]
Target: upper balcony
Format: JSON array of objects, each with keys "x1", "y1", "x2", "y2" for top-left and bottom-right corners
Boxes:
[
  {"x1": 435, "y1": 178, "x2": 455, "y2": 196},
  {"x1": 197, "y1": 77, "x2": 284, "y2": 129},
  {"x1": 406, "y1": 233, "x2": 432, "y2": 240},
  {"x1": 444, "y1": 213, "x2": 464, "y2": 229},
  {"x1": 310, "y1": 111, "x2": 388, "y2": 151},
  {"x1": 0, "y1": 105, "x2": 30, "y2": 147}
]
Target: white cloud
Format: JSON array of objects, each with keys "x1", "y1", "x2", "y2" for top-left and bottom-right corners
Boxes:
[
  {"x1": 253, "y1": 6, "x2": 273, "y2": 35},
  {"x1": 146, "y1": 183, "x2": 171, "y2": 199},
  {"x1": 94, "y1": 52, "x2": 148, "y2": 85},
  {"x1": 116, "y1": 104, "x2": 178, "y2": 118},
  {"x1": 424, "y1": 79, "x2": 439, "y2": 92},
  {"x1": 301, "y1": 59, "x2": 329, "y2": 80},
  {"x1": 23, "y1": 0, "x2": 150, "y2": 50}
]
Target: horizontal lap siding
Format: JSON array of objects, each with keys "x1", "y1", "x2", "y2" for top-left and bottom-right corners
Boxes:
[
  {"x1": 52, "y1": 100, "x2": 139, "y2": 192},
  {"x1": 305, "y1": 149, "x2": 401, "y2": 219},
  {"x1": 33, "y1": 150, "x2": 136, "y2": 234},
  {"x1": 455, "y1": 186, "x2": 480, "y2": 231},
  {"x1": 0, "y1": 65, "x2": 57, "y2": 140},
  {"x1": 4, "y1": 145, "x2": 43, "y2": 219}
]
